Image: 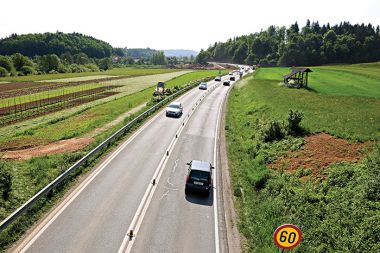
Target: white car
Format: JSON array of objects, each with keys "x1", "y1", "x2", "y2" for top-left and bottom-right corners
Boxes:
[
  {"x1": 166, "y1": 102, "x2": 183, "y2": 117},
  {"x1": 199, "y1": 82, "x2": 208, "y2": 90}
]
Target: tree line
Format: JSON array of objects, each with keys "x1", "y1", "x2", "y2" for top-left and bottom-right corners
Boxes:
[
  {"x1": 0, "y1": 32, "x2": 115, "y2": 59},
  {"x1": 196, "y1": 21, "x2": 380, "y2": 66}
]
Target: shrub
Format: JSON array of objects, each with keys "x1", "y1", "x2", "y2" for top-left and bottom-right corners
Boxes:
[
  {"x1": 58, "y1": 64, "x2": 70, "y2": 73},
  {"x1": 0, "y1": 66, "x2": 8, "y2": 77},
  {"x1": 287, "y1": 109, "x2": 304, "y2": 135},
  {"x1": 261, "y1": 120, "x2": 285, "y2": 142},
  {"x1": 84, "y1": 63, "x2": 100, "y2": 72},
  {"x1": 20, "y1": 65, "x2": 36, "y2": 75},
  {"x1": 0, "y1": 162, "x2": 12, "y2": 200}
]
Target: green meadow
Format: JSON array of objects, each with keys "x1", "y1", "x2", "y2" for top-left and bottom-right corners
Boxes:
[{"x1": 226, "y1": 63, "x2": 380, "y2": 252}]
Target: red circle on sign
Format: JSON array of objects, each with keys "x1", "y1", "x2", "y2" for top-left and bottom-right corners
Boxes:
[{"x1": 273, "y1": 224, "x2": 302, "y2": 250}]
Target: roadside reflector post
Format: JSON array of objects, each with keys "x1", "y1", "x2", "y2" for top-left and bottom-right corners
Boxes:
[{"x1": 128, "y1": 230, "x2": 134, "y2": 240}]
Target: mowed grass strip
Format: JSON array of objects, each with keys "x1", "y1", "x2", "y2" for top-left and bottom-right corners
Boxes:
[
  {"x1": 0, "y1": 70, "x2": 225, "y2": 148},
  {"x1": 256, "y1": 62, "x2": 380, "y2": 98},
  {"x1": 0, "y1": 67, "x2": 181, "y2": 83},
  {"x1": 250, "y1": 69, "x2": 380, "y2": 140}
]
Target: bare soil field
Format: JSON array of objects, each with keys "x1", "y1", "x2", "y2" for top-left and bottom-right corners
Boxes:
[{"x1": 269, "y1": 133, "x2": 369, "y2": 175}]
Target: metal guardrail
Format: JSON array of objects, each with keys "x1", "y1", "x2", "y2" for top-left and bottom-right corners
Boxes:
[{"x1": 0, "y1": 79, "x2": 206, "y2": 232}]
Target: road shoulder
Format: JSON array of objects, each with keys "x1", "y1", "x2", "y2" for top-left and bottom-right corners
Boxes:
[{"x1": 219, "y1": 85, "x2": 243, "y2": 253}]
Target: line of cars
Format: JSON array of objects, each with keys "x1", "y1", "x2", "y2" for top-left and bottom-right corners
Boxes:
[{"x1": 166, "y1": 72, "x2": 243, "y2": 196}]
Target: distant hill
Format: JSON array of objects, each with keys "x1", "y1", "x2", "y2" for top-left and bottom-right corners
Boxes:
[
  {"x1": 126, "y1": 48, "x2": 158, "y2": 58},
  {"x1": 0, "y1": 32, "x2": 114, "y2": 58},
  {"x1": 163, "y1": 49, "x2": 198, "y2": 57}
]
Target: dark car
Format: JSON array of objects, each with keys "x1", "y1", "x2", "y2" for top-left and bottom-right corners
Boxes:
[
  {"x1": 223, "y1": 80, "x2": 230, "y2": 86},
  {"x1": 214, "y1": 76, "x2": 221, "y2": 81},
  {"x1": 229, "y1": 76, "x2": 236, "y2": 81},
  {"x1": 185, "y1": 160, "x2": 214, "y2": 195}
]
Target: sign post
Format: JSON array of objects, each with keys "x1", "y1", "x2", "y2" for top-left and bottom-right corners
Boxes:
[{"x1": 273, "y1": 224, "x2": 302, "y2": 252}]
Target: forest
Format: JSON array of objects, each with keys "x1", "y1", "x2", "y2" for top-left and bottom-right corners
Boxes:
[
  {"x1": 0, "y1": 32, "x2": 114, "y2": 58},
  {"x1": 198, "y1": 21, "x2": 380, "y2": 66}
]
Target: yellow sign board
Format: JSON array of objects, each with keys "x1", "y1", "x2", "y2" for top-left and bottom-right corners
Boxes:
[{"x1": 273, "y1": 224, "x2": 302, "y2": 250}]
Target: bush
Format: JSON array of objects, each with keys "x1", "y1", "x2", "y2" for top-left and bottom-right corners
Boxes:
[
  {"x1": 58, "y1": 64, "x2": 70, "y2": 73},
  {"x1": 0, "y1": 162, "x2": 12, "y2": 200},
  {"x1": 20, "y1": 65, "x2": 36, "y2": 75},
  {"x1": 84, "y1": 63, "x2": 100, "y2": 72},
  {"x1": 287, "y1": 109, "x2": 304, "y2": 135},
  {"x1": 261, "y1": 120, "x2": 285, "y2": 142},
  {"x1": 0, "y1": 66, "x2": 8, "y2": 77},
  {"x1": 69, "y1": 64, "x2": 88, "y2": 73}
]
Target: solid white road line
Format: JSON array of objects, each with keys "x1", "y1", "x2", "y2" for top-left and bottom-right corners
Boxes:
[
  {"x1": 118, "y1": 80, "x2": 222, "y2": 253},
  {"x1": 16, "y1": 107, "x2": 169, "y2": 253},
  {"x1": 16, "y1": 85, "x2": 204, "y2": 253}
]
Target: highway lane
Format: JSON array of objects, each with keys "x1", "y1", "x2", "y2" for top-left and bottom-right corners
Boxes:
[
  {"x1": 16, "y1": 76, "x2": 227, "y2": 253},
  {"x1": 127, "y1": 74, "x2": 239, "y2": 253}
]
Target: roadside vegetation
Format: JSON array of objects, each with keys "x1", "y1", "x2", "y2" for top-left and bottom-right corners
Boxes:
[
  {"x1": 226, "y1": 64, "x2": 380, "y2": 252},
  {"x1": 0, "y1": 69, "x2": 227, "y2": 252}
]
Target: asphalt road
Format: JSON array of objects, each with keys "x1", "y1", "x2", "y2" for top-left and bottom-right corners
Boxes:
[
  {"x1": 16, "y1": 72, "x2": 240, "y2": 253},
  {"x1": 130, "y1": 75, "x2": 232, "y2": 253}
]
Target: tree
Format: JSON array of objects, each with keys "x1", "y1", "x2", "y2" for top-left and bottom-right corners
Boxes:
[
  {"x1": 11, "y1": 53, "x2": 33, "y2": 71},
  {"x1": 195, "y1": 49, "x2": 209, "y2": 65},
  {"x1": 150, "y1": 51, "x2": 167, "y2": 65},
  {"x1": 0, "y1": 55, "x2": 13, "y2": 72},
  {"x1": 98, "y1": 57, "x2": 113, "y2": 70},
  {"x1": 38, "y1": 54, "x2": 61, "y2": 73},
  {"x1": 74, "y1": 53, "x2": 90, "y2": 65},
  {"x1": 0, "y1": 66, "x2": 8, "y2": 77}
]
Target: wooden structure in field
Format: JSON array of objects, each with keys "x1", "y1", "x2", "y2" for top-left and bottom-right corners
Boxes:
[{"x1": 283, "y1": 67, "x2": 312, "y2": 88}]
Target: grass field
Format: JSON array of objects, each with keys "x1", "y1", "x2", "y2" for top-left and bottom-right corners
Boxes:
[
  {"x1": 226, "y1": 64, "x2": 380, "y2": 252},
  {"x1": 0, "y1": 67, "x2": 181, "y2": 83},
  {"x1": 257, "y1": 62, "x2": 380, "y2": 98},
  {"x1": 0, "y1": 70, "x2": 225, "y2": 149}
]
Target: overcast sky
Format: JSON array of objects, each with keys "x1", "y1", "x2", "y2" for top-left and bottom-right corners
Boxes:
[{"x1": 1, "y1": 0, "x2": 379, "y2": 51}]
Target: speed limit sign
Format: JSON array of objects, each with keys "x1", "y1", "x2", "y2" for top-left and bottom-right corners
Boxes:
[{"x1": 273, "y1": 224, "x2": 302, "y2": 250}]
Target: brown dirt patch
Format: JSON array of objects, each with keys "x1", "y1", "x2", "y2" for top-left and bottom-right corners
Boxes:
[
  {"x1": 270, "y1": 133, "x2": 368, "y2": 175},
  {"x1": 2, "y1": 138, "x2": 92, "y2": 160}
]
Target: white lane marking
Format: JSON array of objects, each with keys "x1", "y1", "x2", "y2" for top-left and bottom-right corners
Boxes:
[
  {"x1": 118, "y1": 78, "x2": 224, "y2": 253},
  {"x1": 17, "y1": 105, "x2": 169, "y2": 253},
  {"x1": 16, "y1": 87, "x2": 202, "y2": 253},
  {"x1": 213, "y1": 86, "x2": 226, "y2": 253}
]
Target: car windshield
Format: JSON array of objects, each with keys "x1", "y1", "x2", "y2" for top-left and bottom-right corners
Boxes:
[
  {"x1": 190, "y1": 170, "x2": 209, "y2": 182},
  {"x1": 168, "y1": 104, "x2": 180, "y2": 109}
]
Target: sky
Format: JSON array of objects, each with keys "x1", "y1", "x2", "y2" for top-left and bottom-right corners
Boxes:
[{"x1": 1, "y1": 0, "x2": 379, "y2": 51}]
